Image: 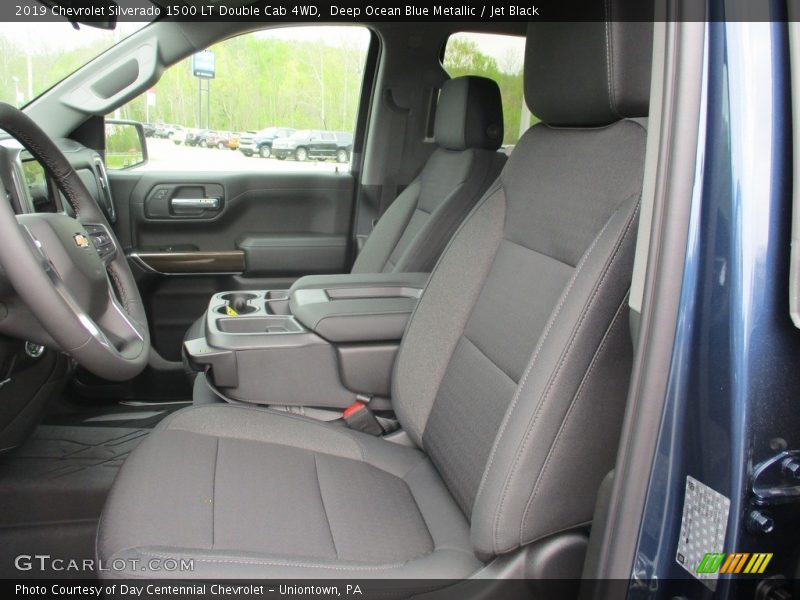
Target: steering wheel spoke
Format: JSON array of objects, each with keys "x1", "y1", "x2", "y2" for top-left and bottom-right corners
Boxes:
[{"x1": 89, "y1": 284, "x2": 147, "y2": 357}]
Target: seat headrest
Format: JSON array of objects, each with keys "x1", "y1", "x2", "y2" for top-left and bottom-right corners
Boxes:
[
  {"x1": 525, "y1": 12, "x2": 654, "y2": 127},
  {"x1": 434, "y1": 76, "x2": 504, "y2": 151}
]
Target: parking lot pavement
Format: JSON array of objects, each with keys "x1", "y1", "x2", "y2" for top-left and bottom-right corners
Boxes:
[{"x1": 134, "y1": 138, "x2": 347, "y2": 173}]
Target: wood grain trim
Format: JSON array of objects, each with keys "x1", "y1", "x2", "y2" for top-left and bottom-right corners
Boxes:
[{"x1": 133, "y1": 251, "x2": 245, "y2": 275}]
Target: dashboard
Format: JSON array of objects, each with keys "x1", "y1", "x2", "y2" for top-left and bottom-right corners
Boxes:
[{"x1": 0, "y1": 136, "x2": 115, "y2": 223}]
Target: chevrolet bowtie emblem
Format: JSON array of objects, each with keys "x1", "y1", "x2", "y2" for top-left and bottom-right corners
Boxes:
[{"x1": 73, "y1": 233, "x2": 90, "y2": 248}]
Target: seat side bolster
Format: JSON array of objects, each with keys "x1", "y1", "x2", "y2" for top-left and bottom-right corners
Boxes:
[{"x1": 470, "y1": 196, "x2": 641, "y2": 558}]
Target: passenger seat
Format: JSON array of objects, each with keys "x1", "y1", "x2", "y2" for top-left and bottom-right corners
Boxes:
[{"x1": 352, "y1": 75, "x2": 507, "y2": 274}]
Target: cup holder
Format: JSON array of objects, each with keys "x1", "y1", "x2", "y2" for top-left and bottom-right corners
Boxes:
[
  {"x1": 217, "y1": 304, "x2": 257, "y2": 316},
  {"x1": 221, "y1": 292, "x2": 257, "y2": 302},
  {"x1": 219, "y1": 292, "x2": 258, "y2": 315}
]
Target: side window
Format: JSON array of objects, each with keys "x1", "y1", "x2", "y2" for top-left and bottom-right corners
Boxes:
[
  {"x1": 442, "y1": 32, "x2": 534, "y2": 154},
  {"x1": 113, "y1": 26, "x2": 370, "y2": 171}
]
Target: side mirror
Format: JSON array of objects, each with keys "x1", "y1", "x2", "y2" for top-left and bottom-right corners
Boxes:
[{"x1": 105, "y1": 119, "x2": 148, "y2": 170}]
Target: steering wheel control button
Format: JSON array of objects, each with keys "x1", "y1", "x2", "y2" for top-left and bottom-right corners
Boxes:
[
  {"x1": 73, "y1": 233, "x2": 90, "y2": 248},
  {"x1": 83, "y1": 224, "x2": 116, "y2": 260}
]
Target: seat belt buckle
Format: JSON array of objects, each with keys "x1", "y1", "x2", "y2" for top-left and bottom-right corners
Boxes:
[{"x1": 343, "y1": 396, "x2": 384, "y2": 436}]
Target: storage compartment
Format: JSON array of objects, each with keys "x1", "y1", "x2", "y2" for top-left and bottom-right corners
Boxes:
[
  {"x1": 217, "y1": 316, "x2": 302, "y2": 334},
  {"x1": 264, "y1": 290, "x2": 290, "y2": 315}
]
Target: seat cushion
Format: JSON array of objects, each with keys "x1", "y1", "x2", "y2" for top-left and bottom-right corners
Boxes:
[{"x1": 97, "y1": 404, "x2": 480, "y2": 579}]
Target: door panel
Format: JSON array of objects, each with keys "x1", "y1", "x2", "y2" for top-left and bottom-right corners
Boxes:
[{"x1": 109, "y1": 170, "x2": 355, "y2": 361}]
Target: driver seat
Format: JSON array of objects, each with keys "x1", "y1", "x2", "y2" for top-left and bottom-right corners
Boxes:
[{"x1": 97, "y1": 16, "x2": 652, "y2": 580}]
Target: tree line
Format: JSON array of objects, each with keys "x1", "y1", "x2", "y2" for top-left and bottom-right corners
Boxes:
[{"x1": 0, "y1": 32, "x2": 530, "y2": 146}]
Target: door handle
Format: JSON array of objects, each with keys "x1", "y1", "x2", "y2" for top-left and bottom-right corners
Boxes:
[{"x1": 170, "y1": 197, "x2": 221, "y2": 210}]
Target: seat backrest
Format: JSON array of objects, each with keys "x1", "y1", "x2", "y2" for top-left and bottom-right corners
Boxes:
[
  {"x1": 393, "y1": 17, "x2": 653, "y2": 560},
  {"x1": 351, "y1": 76, "x2": 506, "y2": 274}
]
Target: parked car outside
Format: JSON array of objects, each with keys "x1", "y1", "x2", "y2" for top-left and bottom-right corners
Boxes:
[
  {"x1": 142, "y1": 122, "x2": 156, "y2": 137},
  {"x1": 172, "y1": 127, "x2": 188, "y2": 145},
  {"x1": 153, "y1": 123, "x2": 184, "y2": 140},
  {"x1": 239, "y1": 127, "x2": 296, "y2": 158},
  {"x1": 206, "y1": 130, "x2": 233, "y2": 149},
  {"x1": 197, "y1": 130, "x2": 216, "y2": 147},
  {"x1": 227, "y1": 133, "x2": 242, "y2": 151},
  {"x1": 167, "y1": 125, "x2": 185, "y2": 141},
  {"x1": 185, "y1": 129, "x2": 208, "y2": 147},
  {"x1": 153, "y1": 123, "x2": 168, "y2": 138},
  {"x1": 272, "y1": 129, "x2": 353, "y2": 162}
]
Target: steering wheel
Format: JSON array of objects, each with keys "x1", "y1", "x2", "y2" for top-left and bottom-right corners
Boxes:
[{"x1": 0, "y1": 103, "x2": 149, "y2": 381}]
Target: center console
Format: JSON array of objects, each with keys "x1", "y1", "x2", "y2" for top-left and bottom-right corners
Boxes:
[{"x1": 183, "y1": 272, "x2": 428, "y2": 408}]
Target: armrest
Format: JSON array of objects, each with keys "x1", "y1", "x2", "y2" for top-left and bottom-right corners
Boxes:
[
  {"x1": 238, "y1": 234, "x2": 347, "y2": 276},
  {"x1": 289, "y1": 272, "x2": 430, "y2": 294},
  {"x1": 289, "y1": 272, "x2": 429, "y2": 343}
]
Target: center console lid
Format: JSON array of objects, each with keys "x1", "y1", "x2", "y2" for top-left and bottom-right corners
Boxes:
[{"x1": 289, "y1": 272, "x2": 428, "y2": 343}]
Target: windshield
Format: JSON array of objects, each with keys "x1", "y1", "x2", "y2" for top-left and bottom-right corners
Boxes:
[{"x1": 0, "y1": 22, "x2": 147, "y2": 106}]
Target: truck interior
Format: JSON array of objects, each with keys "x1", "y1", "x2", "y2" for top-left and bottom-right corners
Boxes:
[{"x1": 1, "y1": 1, "x2": 768, "y2": 595}]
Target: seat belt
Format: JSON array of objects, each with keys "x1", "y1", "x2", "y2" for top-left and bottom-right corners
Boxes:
[
  {"x1": 375, "y1": 88, "x2": 410, "y2": 225},
  {"x1": 342, "y1": 397, "x2": 384, "y2": 435},
  {"x1": 354, "y1": 88, "x2": 410, "y2": 257},
  {"x1": 342, "y1": 395, "x2": 399, "y2": 436}
]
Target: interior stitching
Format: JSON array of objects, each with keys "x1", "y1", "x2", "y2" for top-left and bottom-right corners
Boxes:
[
  {"x1": 519, "y1": 292, "x2": 629, "y2": 541},
  {"x1": 166, "y1": 405, "x2": 367, "y2": 462},
  {"x1": 313, "y1": 454, "x2": 339, "y2": 560},
  {"x1": 211, "y1": 437, "x2": 218, "y2": 550},
  {"x1": 604, "y1": 0, "x2": 622, "y2": 118},
  {"x1": 461, "y1": 333, "x2": 517, "y2": 385}
]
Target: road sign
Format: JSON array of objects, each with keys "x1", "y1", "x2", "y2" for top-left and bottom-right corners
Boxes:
[{"x1": 192, "y1": 51, "x2": 216, "y2": 79}]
